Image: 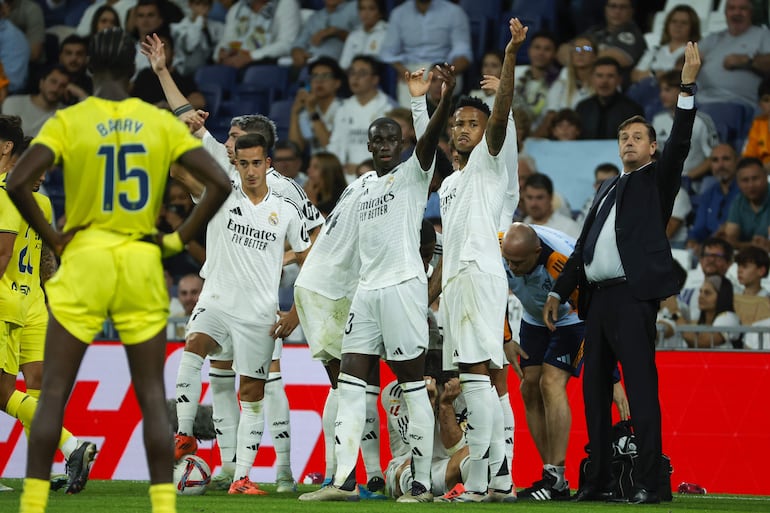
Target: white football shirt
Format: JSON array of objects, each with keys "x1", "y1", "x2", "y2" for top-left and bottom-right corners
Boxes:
[
  {"x1": 327, "y1": 90, "x2": 396, "y2": 167},
  {"x1": 357, "y1": 153, "x2": 434, "y2": 290},
  {"x1": 198, "y1": 185, "x2": 311, "y2": 322},
  {"x1": 295, "y1": 171, "x2": 377, "y2": 300}
]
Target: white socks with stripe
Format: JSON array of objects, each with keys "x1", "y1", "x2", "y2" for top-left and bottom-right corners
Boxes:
[
  {"x1": 235, "y1": 399, "x2": 264, "y2": 481},
  {"x1": 362, "y1": 384, "x2": 383, "y2": 482},
  {"x1": 176, "y1": 351, "x2": 204, "y2": 436},
  {"x1": 460, "y1": 373, "x2": 493, "y2": 493},
  {"x1": 265, "y1": 371, "x2": 292, "y2": 477},
  {"x1": 333, "y1": 373, "x2": 367, "y2": 489},
  {"x1": 400, "y1": 380, "x2": 434, "y2": 489},
  {"x1": 209, "y1": 368, "x2": 238, "y2": 475},
  {"x1": 322, "y1": 387, "x2": 339, "y2": 480}
]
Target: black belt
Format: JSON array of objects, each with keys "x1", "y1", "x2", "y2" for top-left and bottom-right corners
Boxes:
[{"x1": 590, "y1": 276, "x2": 627, "y2": 289}]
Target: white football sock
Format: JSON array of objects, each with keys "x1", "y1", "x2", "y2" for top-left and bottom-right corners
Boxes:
[
  {"x1": 499, "y1": 392, "x2": 515, "y2": 471},
  {"x1": 234, "y1": 399, "x2": 264, "y2": 481},
  {"x1": 209, "y1": 368, "x2": 238, "y2": 475},
  {"x1": 460, "y1": 373, "x2": 493, "y2": 494},
  {"x1": 265, "y1": 371, "x2": 292, "y2": 477},
  {"x1": 488, "y1": 386, "x2": 512, "y2": 492},
  {"x1": 362, "y1": 384, "x2": 383, "y2": 481},
  {"x1": 322, "y1": 387, "x2": 339, "y2": 480},
  {"x1": 176, "y1": 351, "x2": 204, "y2": 436},
  {"x1": 332, "y1": 374, "x2": 367, "y2": 489},
  {"x1": 401, "y1": 380, "x2": 435, "y2": 490}
]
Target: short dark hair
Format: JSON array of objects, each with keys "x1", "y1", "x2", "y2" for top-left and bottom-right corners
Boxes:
[
  {"x1": 60, "y1": 34, "x2": 89, "y2": 51},
  {"x1": 592, "y1": 56, "x2": 622, "y2": 74},
  {"x1": 230, "y1": 114, "x2": 278, "y2": 151},
  {"x1": 735, "y1": 246, "x2": 770, "y2": 277},
  {"x1": 309, "y1": 56, "x2": 345, "y2": 83},
  {"x1": 702, "y1": 237, "x2": 734, "y2": 261},
  {"x1": 234, "y1": 133, "x2": 269, "y2": 154},
  {"x1": 89, "y1": 28, "x2": 136, "y2": 78},
  {"x1": 454, "y1": 95, "x2": 491, "y2": 118},
  {"x1": 524, "y1": 173, "x2": 553, "y2": 196},
  {"x1": 0, "y1": 115, "x2": 24, "y2": 153},
  {"x1": 90, "y1": 5, "x2": 121, "y2": 35},
  {"x1": 736, "y1": 156, "x2": 765, "y2": 174},
  {"x1": 551, "y1": 108, "x2": 581, "y2": 130},
  {"x1": 39, "y1": 64, "x2": 70, "y2": 80},
  {"x1": 529, "y1": 30, "x2": 557, "y2": 48},
  {"x1": 595, "y1": 162, "x2": 620, "y2": 176},
  {"x1": 618, "y1": 115, "x2": 656, "y2": 142},
  {"x1": 274, "y1": 139, "x2": 302, "y2": 157},
  {"x1": 658, "y1": 69, "x2": 680, "y2": 88},
  {"x1": 350, "y1": 54, "x2": 382, "y2": 77}
]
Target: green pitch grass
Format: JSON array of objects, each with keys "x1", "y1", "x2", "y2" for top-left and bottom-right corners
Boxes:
[{"x1": 0, "y1": 480, "x2": 767, "y2": 513}]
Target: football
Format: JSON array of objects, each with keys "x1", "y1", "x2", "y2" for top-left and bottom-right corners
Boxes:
[{"x1": 173, "y1": 454, "x2": 211, "y2": 495}]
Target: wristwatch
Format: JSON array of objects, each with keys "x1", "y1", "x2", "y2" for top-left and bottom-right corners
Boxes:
[{"x1": 680, "y1": 82, "x2": 697, "y2": 95}]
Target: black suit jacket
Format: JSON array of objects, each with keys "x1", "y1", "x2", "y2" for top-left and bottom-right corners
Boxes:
[{"x1": 553, "y1": 106, "x2": 697, "y2": 319}]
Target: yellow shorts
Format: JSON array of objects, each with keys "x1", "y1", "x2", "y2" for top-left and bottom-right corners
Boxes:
[
  {"x1": 0, "y1": 320, "x2": 22, "y2": 375},
  {"x1": 46, "y1": 233, "x2": 169, "y2": 345},
  {"x1": 19, "y1": 298, "x2": 48, "y2": 366}
]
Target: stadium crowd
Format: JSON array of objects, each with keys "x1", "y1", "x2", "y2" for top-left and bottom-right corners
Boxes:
[{"x1": 2, "y1": 0, "x2": 770, "y2": 511}]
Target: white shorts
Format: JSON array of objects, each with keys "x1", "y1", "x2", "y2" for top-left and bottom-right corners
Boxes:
[
  {"x1": 342, "y1": 278, "x2": 428, "y2": 361},
  {"x1": 294, "y1": 286, "x2": 350, "y2": 362},
  {"x1": 442, "y1": 268, "x2": 507, "y2": 370},
  {"x1": 186, "y1": 302, "x2": 275, "y2": 379}
]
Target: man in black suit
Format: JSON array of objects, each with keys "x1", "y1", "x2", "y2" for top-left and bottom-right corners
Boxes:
[{"x1": 543, "y1": 42, "x2": 702, "y2": 505}]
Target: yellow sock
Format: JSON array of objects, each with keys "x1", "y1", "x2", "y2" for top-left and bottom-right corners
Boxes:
[
  {"x1": 6, "y1": 390, "x2": 37, "y2": 431},
  {"x1": 26, "y1": 389, "x2": 40, "y2": 399},
  {"x1": 19, "y1": 478, "x2": 50, "y2": 513},
  {"x1": 149, "y1": 483, "x2": 176, "y2": 513}
]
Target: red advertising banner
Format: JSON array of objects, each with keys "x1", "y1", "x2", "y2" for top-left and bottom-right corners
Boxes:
[{"x1": 1, "y1": 343, "x2": 768, "y2": 495}]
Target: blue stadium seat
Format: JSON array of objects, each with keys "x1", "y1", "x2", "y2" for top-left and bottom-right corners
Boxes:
[
  {"x1": 510, "y1": 0, "x2": 559, "y2": 32},
  {"x1": 198, "y1": 82, "x2": 222, "y2": 118},
  {"x1": 497, "y1": 12, "x2": 542, "y2": 64},
  {"x1": 269, "y1": 99, "x2": 294, "y2": 143},
  {"x1": 459, "y1": 0, "x2": 501, "y2": 20},
  {"x1": 194, "y1": 65, "x2": 238, "y2": 98},
  {"x1": 241, "y1": 64, "x2": 290, "y2": 100},
  {"x1": 626, "y1": 76, "x2": 663, "y2": 119},
  {"x1": 469, "y1": 15, "x2": 489, "y2": 62},
  {"x1": 697, "y1": 101, "x2": 755, "y2": 149}
]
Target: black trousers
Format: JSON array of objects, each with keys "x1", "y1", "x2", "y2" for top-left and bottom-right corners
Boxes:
[{"x1": 583, "y1": 282, "x2": 662, "y2": 492}]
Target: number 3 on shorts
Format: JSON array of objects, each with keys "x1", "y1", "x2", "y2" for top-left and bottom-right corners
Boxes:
[{"x1": 344, "y1": 312, "x2": 354, "y2": 335}]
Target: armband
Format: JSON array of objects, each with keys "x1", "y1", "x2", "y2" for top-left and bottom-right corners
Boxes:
[
  {"x1": 161, "y1": 232, "x2": 185, "y2": 258},
  {"x1": 173, "y1": 104, "x2": 195, "y2": 117},
  {"x1": 679, "y1": 82, "x2": 697, "y2": 95}
]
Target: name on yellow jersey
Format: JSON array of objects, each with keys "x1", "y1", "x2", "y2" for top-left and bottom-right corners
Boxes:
[{"x1": 96, "y1": 119, "x2": 145, "y2": 137}]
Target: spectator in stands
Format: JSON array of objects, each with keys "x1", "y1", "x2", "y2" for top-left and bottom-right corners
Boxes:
[
  {"x1": 214, "y1": 0, "x2": 301, "y2": 68},
  {"x1": 158, "y1": 175, "x2": 205, "y2": 280},
  {"x1": 575, "y1": 56, "x2": 643, "y2": 139},
  {"x1": 681, "y1": 237, "x2": 737, "y2": 322},
  {"x1": 170, "y1": 0, "x2": 224, "y2": 76},
  {"x1": 656, "y1": 260, "x2": 690, "y2": 348},
  {"x1": 328, "y1": 55, "x2": 396, "y2": 180},
  {"x1": 547, "y1": 109, "x2": 581, "y2": 141},
  {"x1": 653, "y1": 69, "x2": 718, "y2": 194},
  {"x1": 176, "y1": 274, "x2": 204, "y2": 316},
  {"x1": 735, "y1": 245, "x2": 770, "y2": 297},
  {"x1": 290, "y1": 0, "x2": 358, "y2": 70},
  {"x1": 512, "y1": 32, "x2": 560, "y2": 123},
  {"x1": 522, "y1": 173, "x2": 581, "y2": 238},
  {"x1": 89, "y1": 4, "x2": 122, "y2": 36},
  {"x1": 6, "y1": 0, "x2": 44, "y2": 65},
  {"x1": 631, "y1": 4, "x2": 700, "y2": 84},
  {"x1": 339, "y1": 0, "x2": 387, "y2": 71},
  {"x1": 468, "y1": 50, "x2": 502, "y2": 111},
  {"x1": 272, "y1": 140, "x2": 307, "y2": 186},
  {"x1": 698, "y1": 0, "x2": 770, "y2": 108},
  {"x1": 303, "y1": 151, "x2": 347, "y2": 217},
  {"x1": 0, "y1": 0, "x2": 29, "y2": 94},
  {"x1": 2, "y1": 64, "x2": 68, "y2": 136},
  {"x1": 667, "y1": 187, "x2": 692, "y2": 250},
  {"x1": 288, "y1": 56, "x2": 344, "y2": 154},
  {"x1": 386, "y1": 106, "x2": 416, "y2": 161},
  {"x1": 77, "y1": 0, "x2": 132, "y2": 37},
  {"x1": 559, "y1": 0, "x2": 646, "y2": 77},
  {"x1": 576, "y1": 162, "x2": 620, "y2": 226},
  {"x1": 380, "y1": 0, "x2": 471, "y2": 106},
  {"x1": 130, "y1": 0, "x2": 168, "y2": 76},
  {"x1": 678, "y1": 274, "x2": 742, "y2": 348},
  {"x1": 58, "y1": 35, "x2": 92, "y2": 105},
  {"x1": 742, "y1": 77, "x2": 770, "y2": 166},
  {"x1": 132, "y1": 31, "x2": 205, "y2": 110},
  {"x1": 687, "y1": 144, "x2": 740, "y2": 250},
  {"x1": 725, "y1": 157, "x2": 770, "y2": 251},
  {"x1": 535, "y1": 36, "x2": 595, "y2": 137}
]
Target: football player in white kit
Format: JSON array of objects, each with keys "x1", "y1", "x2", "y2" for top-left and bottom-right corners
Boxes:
[
  {"x1": 176, "y1": 133, "x2": 311, "y2": 495},
  {"x1": 140, "y1": 34, "x2": 324, "y2": 492},
  {"x1": 434, "y1": 18, "x2": 528, "y2": 502},
  {"x1": 298, "y1": 63, "x2": 457, "y2": 502}
]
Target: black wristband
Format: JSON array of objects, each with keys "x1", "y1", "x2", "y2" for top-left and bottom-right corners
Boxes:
[
  {"x1": 173, "y1": 104, "x2": 194, "y2": 116},
  {"x1": 680, "y1": 82, "x2": 697, "y2": 95}
]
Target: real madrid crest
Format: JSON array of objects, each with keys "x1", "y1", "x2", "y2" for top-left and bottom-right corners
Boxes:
[
  {"x1": 268, "y1": 212, "x2": 279, "y2": 225},
  {"x1": 385, "y1": 175, "x2": 395, "y2": 190}
]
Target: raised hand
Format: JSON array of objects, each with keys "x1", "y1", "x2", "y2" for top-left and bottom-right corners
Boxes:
[
  {"x1": 433, "y1": 63, "x2": 456, "y2": 99},
  {"x1": 681, "y1": 41, "x2": 701, "y2": 85},
  {"x1": 480, "y1": 74, "x2": 500, "y2": 95},
  {"x1": 405, "y1": 67, "x2": 431, "y2": 98},
  {"x1": 505, "y1": 17, "x2": 528, "y2": 56},
  {"x1": 140, "y1": 33, "x2": 167, "y2": 74}
]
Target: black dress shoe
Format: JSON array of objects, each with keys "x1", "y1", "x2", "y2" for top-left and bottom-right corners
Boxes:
[
  {"x1": 628, "y1": 488, "x2": 660, "y2": 504},
  {"x1": 571, "y1": 486, "x2": 616, "y2": 502}
]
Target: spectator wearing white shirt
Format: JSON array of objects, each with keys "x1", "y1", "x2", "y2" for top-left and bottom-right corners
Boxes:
[
  {"x1": 328, "y1": 55, "x2": 397, "y2": 180},
  {"x1": 338, "y1": 0, "x2": 387, "y2": 71},
  {"x1": 522, "y1": 173, "x2": 581, "y2": 239},
  {"x1": 170, "y1": 0, "x2": 224, "y2": 75}
]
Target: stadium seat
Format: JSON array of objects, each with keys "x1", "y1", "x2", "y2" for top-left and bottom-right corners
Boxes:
[
  {"x1": 194, "y1": 65, "x2": 238, "y2": 98},
  {"x1": 269, "y1": 99, "x2": 294, "y2": 143},
  {"x1": 626, "y1": 76, "x2": 663, "y2": 118},
  {"x1": 241, "y1": 64, "x2": 290, "y2": 100},
  {"x1": 229, "y1": 84, "x2": 272, "y2": 116},
  {"x1": 198, "y1": 82, "x2": 222, "y2": 118},
  {"x1": 697, "y1": 101, "x2": 754, "y2": 149},
  {"x1": 497, "y1": 11, "x2": 542, "y2": 64},
  {"x1": 459, "y1": 0, "x2": 501, "y2": 20},
  {"x1": 468, "y1": 14, "x2": 489, "y2": 62},
  {"x1": 510, "y1": 0, "x2": 559, "y2": 32}
]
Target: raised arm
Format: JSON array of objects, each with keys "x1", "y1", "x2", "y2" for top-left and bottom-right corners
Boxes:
[
  {"x1": 486, "y1": 18, "x2": 527, "y2": 157},
  {"x1": 405, "y1": 68, "x2": 431, "y2": 138},
  {"x1": 414, "y1": 64, "x2": 455, "y2": 170}
]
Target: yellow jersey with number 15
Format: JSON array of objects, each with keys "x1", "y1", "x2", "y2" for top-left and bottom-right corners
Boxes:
[
  {"x1": 0, "y1": 173, "x2": 34, "y2": 325},
  {"x1": 33, "y1": 97, "x2": 202, "y2": 236}
]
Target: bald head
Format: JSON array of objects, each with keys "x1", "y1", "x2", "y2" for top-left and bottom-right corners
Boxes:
[{"x1": 501, "y1": 222, "x2": 542, "y2": 276}]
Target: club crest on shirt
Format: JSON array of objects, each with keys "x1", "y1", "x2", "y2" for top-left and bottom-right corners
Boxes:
[
  {"x1": 385, "y1": 175, "x2": 395, "y2": 190},
  {"x1": 268, "y1": 212, "x2": 279, "y2": 225}
]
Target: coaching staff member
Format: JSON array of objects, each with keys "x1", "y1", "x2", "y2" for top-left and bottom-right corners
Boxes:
[{"x1": 543, "y1": 42, "x2": 701, "y2": 505}]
